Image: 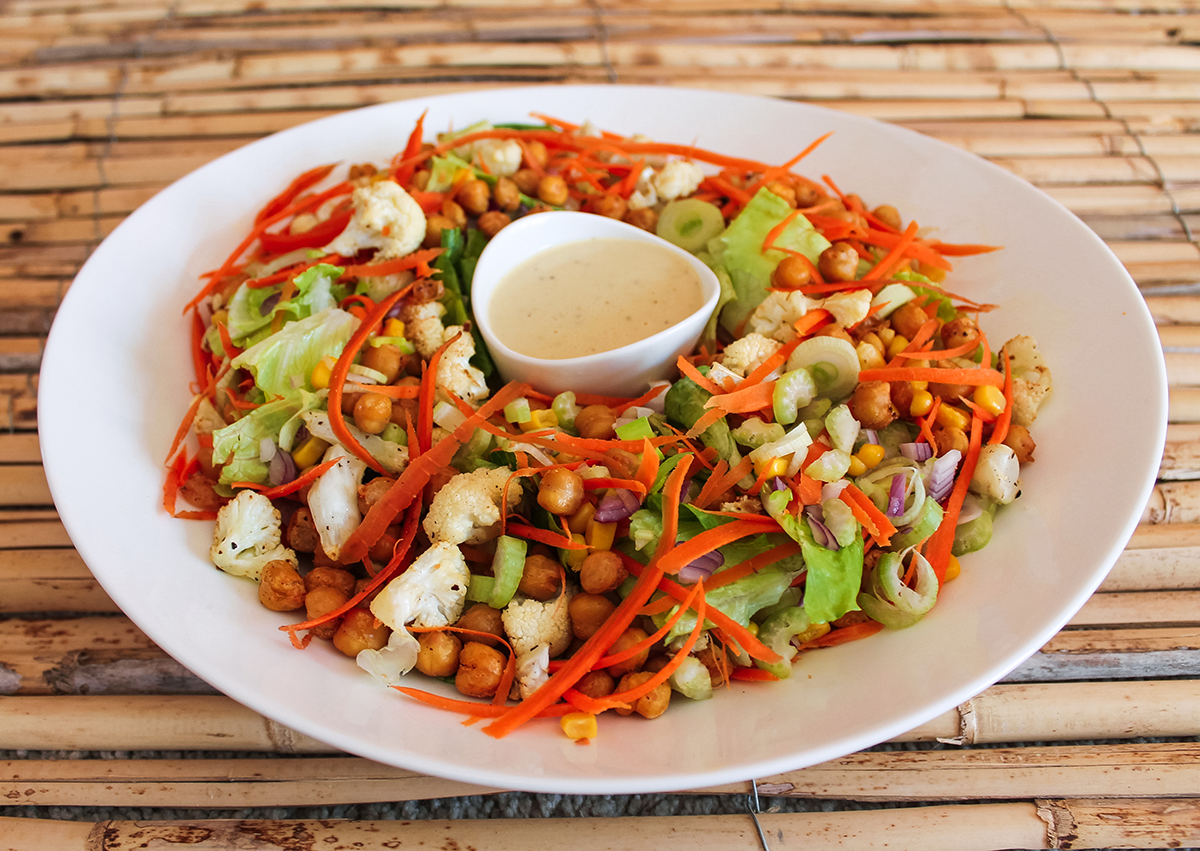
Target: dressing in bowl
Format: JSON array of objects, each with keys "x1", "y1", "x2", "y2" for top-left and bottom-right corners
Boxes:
[{"x1": 471, "y1": 212, "x2": 721, "y2": 397}]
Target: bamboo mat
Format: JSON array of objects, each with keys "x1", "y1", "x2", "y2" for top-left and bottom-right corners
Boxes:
[{"x1": 3, "y1": 0, "x2": 1200, "y2": 848}]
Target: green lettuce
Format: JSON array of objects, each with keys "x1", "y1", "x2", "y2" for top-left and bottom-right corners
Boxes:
[
  {"x1": 222, "y1": 263, "x2": 348, "y2": 351},
  {"x1": 232, "y1": 306, "x2": 358, "y2": 398},
  {"x1": 212, "y1": 397, "x2": 305, "y2": 486},
  {"x1": 708, "y1": 187, "x2": 831, "y2": 334}
]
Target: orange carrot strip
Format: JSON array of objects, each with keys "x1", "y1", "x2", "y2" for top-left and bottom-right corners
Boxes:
[
  {"x1": 740, "y1": 336, "x2": 803, "y2": 390},
  {"x1": 858, "y1": 229, "x2": 952, "y2": 272},
  {"x1": 729, "y1": 667, "x2": 781, "y2": 682},
  {"x1": 342, "y1": 247, "x2": 444, "y2": 279},
  {"x1": 918, "y1": 397, "x2": 942, "y2": 449},
  {"x1": 924, "y1": 240, "x2": 1002, "y2": 257},
  {"x1": 612, "y1": 383, "x2": 668, "y2": 415},
  {"x1": 960, "y1": 396, "x2": 998, "y2": 424},
  {"x1": 796, "y1": 620, "x2": 884, "y2": 651},
  {"x1": 677, "y1": 356, "x2": 723, "y2": 395},
  {"x1": 838, "y1": 483, "x2": 897, "y2": 546},
  {"x1": 594, "y1": 580, "x2": 703, "y2": 669},
  {"x1": 653, "y1": 454, "x2": 695, "y2": 567},
  {"x1": 762, "y1": 208, "x2": 802, "y2": 256},
  {"x1": 581, "y1": 477, "x2": 648, "y2": 495},
  {"x1": 684, "y1": 406, "x2": 727, "y2": 440},
  {"x1": 795, "y1": 473, "x2": 822, "y2": 505},
  {"x1": 863, "y1": 220, "x2": 919, "y2": 282},
  {"x1": 691, "y1": 459, "x2": 731, "y2": 510},
  {"x1": 633, "y1": 439, "x2": 660, "y2": 493},
  {"x1": 892, "y1": 333, "x2": 987, "y2": 361},
  {"x1": 655, "y1": 518, "x2": 775, "y2": 576},
  {"x1": 418, "y1": 331, "x2": 460, "y2": 454},
  {"x1": 327, "y1": 285, "x2": 414, "y2": 472},
  {"x1": 857, "y1": 366, "x2": 1003, "y2": 387},
  {"x1": 925, "y1": 414, "x2": 984, "y2": 584},
  {"x1": 703, "y1": 380, "x2": 776, "y2": 415},
  {"x1": 346, "y1": 381, "x2": 421, "y2": 399},
  {"x1": 393, "y1": 687, "x2": 575, "y2": 719},
  {"x1": 390, "y1": 109, "x2": 427, "y2": 186},
  {"x1": 989, "y1": 352, "x2": 1015, "y2": 446},
  {"x1": 793, "y1": 308, "x2": 832, "y2": 339},
  {"x1": 705, "y1": 542, "x2": 802, "y2": 592},
  {"x1": 507, "y1": 523, "x2": 588, "y2": 550},
  {"x1": 253, "y1": 456, "x2": 341, "y2": 500}
]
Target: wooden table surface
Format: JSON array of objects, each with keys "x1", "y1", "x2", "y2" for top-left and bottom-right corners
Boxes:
[{"x1": 3, "y1": 0, "x2": 1200, "y2": 848}]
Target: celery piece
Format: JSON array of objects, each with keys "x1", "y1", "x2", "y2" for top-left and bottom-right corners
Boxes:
[
  {"x1": 551, "y1": 391, "x2": 580, "y2": 431},
  {"x1": 773, "y1": 367, "x2": 818, "y2": 425},
  {"x1": 487, "y1": 535, "x2": 528, "y2": 609},
  {"x1": 381, "y1": 423, "x2": 407, "y2": 445},
  {"x1": 466, "y1": 574, "x2": 495, "y2": 603},
  {"x1": 615, "y1": 416, "x2": 655, "y2": 442},
  {"x1": 503, "y1": 398, "x2": 531, "y2": 424},
  {"x1": 754, "y1": 606, "x2": 811, "y2": 679}
]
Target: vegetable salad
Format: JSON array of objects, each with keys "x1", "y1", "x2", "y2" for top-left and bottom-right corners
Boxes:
[{"x1": 166, "y1": 112, "x2": 1052, "y2": 739}]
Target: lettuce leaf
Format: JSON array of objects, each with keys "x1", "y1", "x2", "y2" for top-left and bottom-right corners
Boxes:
[
  {"x1": 708, "y1": 187, "x2": 831, "y2": 334},
  {"x1": 212, "y1": 397, "x2": 305, "y2": 486},
  {"x1": 232, "y1": 306, "x2": 358, "y2": 398}
]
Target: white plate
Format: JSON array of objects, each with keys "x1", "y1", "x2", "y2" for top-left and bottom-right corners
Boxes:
[{"x1": 39, "y1": 85, "x2": 1166, "y2": 795}]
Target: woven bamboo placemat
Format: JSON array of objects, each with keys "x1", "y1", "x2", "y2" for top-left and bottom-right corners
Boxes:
[{"x1": 3, "y1": 0, "x2": 1200, "y2": 848}]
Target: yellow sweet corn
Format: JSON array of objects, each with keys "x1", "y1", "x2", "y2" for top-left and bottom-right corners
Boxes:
[
  {"x1": 973, "y1": 384, "x2": 1007, "y2": 417},
  {"x1": 944, "y1": 554, "x2": 962, "y2": 582},
  {"x1": 753, "y1": 455, "x2": 789, "y2": 480},
  {"x1": 794, "y1": 622, "x2": 831, "y2": 645},
  {"x1": 383, "y1": 318, "x2": 405, "y2": 338},
  {"x1": 909, "y1": 389, "x2": 934, "y2": 417},
  {"x1": 562, "y1": 534, "x2": 589, "y2": 570},
  {"x1": 519, "y1": 408, "x2": 559, "y2": 432},
  {"x1": 846, "y1": 456, "x2": 867, "y2": 477},
  {"x1": 585, "y1": 518, "x2": 617, "y2": 552},
  {"x1": 567, "y1": 502, "x2": 596, "y2": 535},
  {"x1": 935, "y1": 404, "x2": 970, "y2": 432},
  {"x1": 886, "y1": 334, "x2": 911, "y2": 359},
  {"x1": 857, "y1": 443, "x2": 886, "y2": 468},
  {"x1": 310, "y1": 356, "x2": 336, "y2": 391},
  {"x1": 561, "y1": 712, "x2": 598, "y2": 740},
  {"x1": 292, "y1": 436, "x2": 330, "y2": 469}
]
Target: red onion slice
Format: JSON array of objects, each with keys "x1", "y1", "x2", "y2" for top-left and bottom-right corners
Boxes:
[
  {"x1": 259, "y1": 291, "x2": 282, "y2": 316},
  {"x1": 804, "y1": 505, "x2": 838, "y2": 550},
  {"x1": 863, "y1": 429, "x2": 880, "y2": 445},
  {"x1": 886, "y1": 472, "x2": 906, "y2": 518},
  {"x1": 957, "y1": 495, "x2": 984, "y2": 525},
  {"x1": 926, "y1": 449, "x2": 962, "y2": 503},
  {"x1": 900, "y1": 442, "x2": 933, "y2": 462},
  {"x1": 678, "y1": 549, "x2": 724, "y2": 584},
  {"x1": 268, "y1": 449, "x2": 297, "y2": 487},
  {"x1": 821, "y1": 480, "x2": 849, "y2": 501},
  {"x1": 593, "y1": 488, "x2": 641, "y2": 523}
]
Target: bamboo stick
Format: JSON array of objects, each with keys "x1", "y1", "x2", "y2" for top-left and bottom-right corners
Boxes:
[
  {"x1": 1068, "y1": 590, "x2": 1200, "y2": 627},
  {"x1": 0, "y1": 464, "x2": 51, "y2": 506},
  {"x1": 1006, "y1": 628, "x2": 1200, "y2": 681},
  {"x1": 0, "y1": 548, "x2": 115, "y2": 613},
  {"x1": 1104, "y1": 546, "x2": 1200, "y2": 590},
  {"x1": 0, "y1": 432, "x2": 40, "y2": 462},
  {"x1": 1144, "y1": 480, "x2": 1200, "y2": 524},
  {"x1": 1170, "y1": 387, "x2": 1200, "y2": 423}
]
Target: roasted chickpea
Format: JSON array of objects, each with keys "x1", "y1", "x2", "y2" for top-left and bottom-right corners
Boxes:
[
  {"x1": 284, "y1": 506, "x2": 320, "y2": 553},
  {"x1": 455, "y1": 641, "x2": 507, "y2": 698},
  {"x1": 614, "y1": 671, "x2": 671, "y2": 719},
  {"x1": 574, "y1": 670, "x2": 616, "y2": 699},
  {"x1": 410, "y1": 275, "x2": 445, "y2": 304},
  {"x1": 455, "y1": 603, "x2": 505, "y2": 646},
  {"x1": 591, "y1": 194, "x2": 627, "y2": 220},
  {"x1": 537, "y1": 174, "x2": 569, "y2": 207},
  {"x1": 890, "y1": 302, "x2": 929, "y2": 341},
  {"x1": 522, "y1": 139, "x2": 548, "y2": 169},
  {"x1": 492, "y1": 176, "x2": 521, "y2": 211},
  {"x1": 357, "y1": 476, "x2": 392, "y2": 515},
  {"x1": 513, "y1": 168, "x2": 541, "y2": 195},
  {"x1": 794, "y1": 182, "x2": 821, "y2": 207},
  {"x1": 304, "y1": 566, "x2": 356, "y2": 597},
  {"x1": 477, "y1": 210, "x2": 511, "y2": 237},
  {"x1": 423, "y1": 214, "x2": 458, "y2": 249},
  {"x1": 333, "y1": 608, "x2": 391, "y2": 657},
  {"x1": 537, "y1": 468, "x2": 585, "y2": 516},
  {"x1": 518, "y1": 554, "x2": 563, "y2": 602},
  {"x1": 340, "y1": 390, "x2": 362, "y2": 415},
  {"x1": 872, "y1": 204, "x2": 902, "y2": 230},
  {"x1": 766, "y1": 180, "x2": 797, "y2": 207},
  {"x1": 1003, "y1": 423, "x2": 1036, "y2": 464},
  {"x1": 305, "y1": 585, "x2": 350, "y2": 640},
  {"x1": 179, "y1": 473, "x2": 224, "y2": 511},
  {"x1": 360, "y1": 342, "x2": 403, "y2": 384},
  {"x1": 928, "y1": 380, "x2": 973, "y2": 401},
  {"x1": 623, "y1": 207, "x2": 658, "y2": 232},
  {"x1": 815, "y1": 323, "x2": 854, "y2": 345},
  {"x1": 440, "y1": 198, "x2": 467, "y2": 228},
  {"x1": 833, "y1": 609, "x2": 872, "y2": 628},
  {"x1": 697, "y1": 643, "x2": 731, "y2": 688},
  {"x1": 574, "y1": 404, "x2": 617, "y2": 440},
  {"x1": 850, "y1": 380, "x2": 898, "y2": 430},
  {"x1": 579, "y1": 550, "x2": 628, "y2": 594},
  {"x1": 940, "y1": 316, "x2": 979, "y2": 350},
  {"x1": 411, "y1": 169, "x2": 431, "y2": 191},
  {"x1": 933, "y1": 425, "x2": 969, "y2": 456},
  {"x1": 258, "y1": 561, "x2": 306, "y2": 611},
  {"x1": 569, "y1": 593, "x2": 617, "y2": 640},
  {"x1": 415, "y1": 630, "x2": 462, "y2": 677},
  {"x1": 455, "y1": 178, "x2": 491, "y2": 217},
  {"x1": 369, "y1": 526, "x2": 400, "y2": 565},
  {"x1": 353, "y1": 392, "x2": 392, "y2": 435},
  {"x1": 771, "y1": 254, "x2": 813, "y2": 290},
  {"x1": 818, "y1": 241, "x2": 860, "y2": 282},
  {"x1": 606, "y1": 626, "x2": 650, "y2": 677},
  {"x1": 889, "y1": 380, "x2": 915, "y2": 417}
]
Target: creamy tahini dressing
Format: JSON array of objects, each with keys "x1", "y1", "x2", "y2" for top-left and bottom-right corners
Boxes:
[{"x1": 488, "y1": 237, "x2": 705, "y2": 360}]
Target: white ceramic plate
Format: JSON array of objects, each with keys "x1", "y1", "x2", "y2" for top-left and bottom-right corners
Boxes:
[{"x1": 39, "y1": 85, "x2": 1166, "y2": 795}]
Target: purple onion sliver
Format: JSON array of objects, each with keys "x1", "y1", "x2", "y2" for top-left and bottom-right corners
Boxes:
[
  {"x1": 900, "y1": 442, "x2": 933, "y2": 462},
  {"x1": 821, "y1": 480, "x2": 848, "y2": 501},
  {"x1": 594, "y1": 488, "x2": 641, "y2": 523},
  {"x1": 677, "y1": 550, "x2": 724, "y2": 584},
  {"x1": 957, "y1": 495, "x2": 984, "y2": 525},
  {"x1": 864, "y1": 429, "x2": 880, "y2": 445},
  {"x1": 259, "y1": 292, "x2": 281, "y2": 316},
  {"x1": 259, "y1": 437, "x2": 277, "y2": 463},
  {"x1": 678, "y1": 476, "x2": 695, "y2": 504},
  {"x1": 926, "y1": 449, "x2": 962, "y2": 503},
  {"x1": 804, "y1": 503, "x2": 825, "y2": 526},
  {"x1": 886, "y1": 472, "x2": 906, "y2": 518},
  {"x1": 268, "y1": 449, "x2": 297, "y2": 487},
  {"x1": 807, "y1": 514, "x2": 838, "y2": 550}
]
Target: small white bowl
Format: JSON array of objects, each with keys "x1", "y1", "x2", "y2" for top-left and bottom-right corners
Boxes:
[{"x1": 471, "y1": 211, "x2": 721, "y2": 397}]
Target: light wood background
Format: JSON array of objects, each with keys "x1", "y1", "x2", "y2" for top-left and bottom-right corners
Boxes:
[{"x1": 3, "y1": 0, "x2": 1200, "y2": 848}]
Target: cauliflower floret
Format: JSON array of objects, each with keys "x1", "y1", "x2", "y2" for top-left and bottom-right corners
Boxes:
[
  {"x1": 209, "y1": 490, "x2": 297, "y2": 581},
  {"x1": 502, "y1": 590, "x2": 574, "y2": 699},
  {"x1": 1002, "y1": 335, "x2": 1052, "y2": 427},
  {"x1": 628, "y1": 166, "x2": 658, "y2": 210},
  {"x1": 970, "y1": 443, "x2": 1021, "y2": 504},
  {"x1": 357, "y1": 542, "x2": 471, "y2": 686},
  {"x1": 721, "y1": 333, "x2": 783, "y2": 378},
  {"x1": 747, "y1": 290, "x2": 814, "y2": 342},
  {"x1": 436, "y1": 326, "x2": 488, "y2": 404},
  {"x1": 306, "y1": 444, "x2": 367, "y2": 561},
  {"x1": 400, "y1": 300, "x2": 447, "y2": 359},
  {"x1": 475, "y1": 139, "x2": 522, "y2": 177},
  {"x1": 423, "y1": 466, "x2": 522, "y2": 545},
  {"x1": 651, "y1": 160, "x2": 705, "y2": 202},
  {"x1": 819, "y1": 288, "x2": 873, "y2": 328},
  {"x1": 324, "y1": 180, "x2": 425, "y2": 261},
  {"x1": 301, "y1": 410, "x2": 409, "y2": 474}
]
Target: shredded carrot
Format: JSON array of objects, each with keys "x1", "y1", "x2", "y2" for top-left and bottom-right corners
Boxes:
[
  {"x1": 762, "y1": 208, "x2": 803, "y2": 256},
  {"x1": 342, "y1": 247, "x2": 444, "y2": 279},
  {"x1": 793, "y1": 308, "x2": 833, "y2": 339},
  {"x1": 796, "y1": 620, "x2": 884, "y2": 651},
  {"x1": 652, "y1": 454, "x2": 695, "y2": 568},
  {"x1": 507, "y1": 523, "x2": 587, "y2": 550},
  {"x1": 612, "y1": 383, "x2": 668, "y2": 415},
  {"x1": 390, "y1": 109, "x2": 427, "y2": 186},
  {"x1": 655, "y1": 518, "x2": 778, "y2": 576},
  {"x1": 676, "y1": 355, "x2": 723, "y2": 396},
  {"x1": 857, "y1": 366, "x2": 1003, "y2": 387},
  {"x1": 691, "y1": 457, "x2": 747, "y2": 510},
  {"x1": 705, "y1": 542, "x2": 802, "y2": 591},
  {"x1": 684, "y1": 406, "x2": 727, "y2": 440},
  {"x1": 633, "y1": 439, "x2": 660, "y2": 493},
  {"x1": 254, "y1": 456, "x2": 341, "y2": 500},
  {"x1": 924, "y1": 414, "x2": 984, "y2": 584},
  {"x1": 393, "y1": 687, "x2": 575, "y2": 719},
  {"x1": 254, "y1": 163, "x2": 337, "y2": 225},
  {"x1": 593, "y1": 579, "x2": 704, "y2": 669},
  {"x1": 419, "y1": 331, "x2": 462, "y2": 454},
  {"x1": 703, "y1": 380, "x2": 776, "y2": 415},
  {"x1": 892, "y1": 333, "x2": 987, "y2": 361},
  {"x1": 918, "y1": 397, "x2": 942, "y2": 449},
  {"x1": 924, "y1": 240, "x2": 1002, "y2": 257},
  {"x1": 581, "y1": 476, "x2": 648, "y2": 495},
  {"x1": 795, "y1": 473, "x2": 822, "y2": 505},
  {"x1": 729, "y1": 667, "x2": 781, "y2": 682},
  {"x1": 863, "y1": 220, "x2": 919, "y2": 282},
  {"x1": 838, "y1": 483, "x2": 896, "y2": 546},
  {"x1": 858, "y1": 228, "x2": 952, "y2": 272},
  {"x1": 989, "y1": 352, "x2": 1015, "y2": 446}
]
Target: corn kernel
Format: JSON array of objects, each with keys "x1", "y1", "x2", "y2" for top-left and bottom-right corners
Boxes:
[
  {"x1": 310, "y1": 356, "x2": 335, "y2": 390},
  {"x1": 746, "y1": 621, "x2": 760, "y2": 638},
  {"x1": 519, "y1": 408, "x2": 559, "y2": 432},
  {"x1": 585, "y1": 518, "x2": 617, "y2": 552},
  {"x1": 382, "y1": 318, "x2": 405, "y2": 338},
  {"x1": 877, "y1": 327, "x2": 896, "y2": 348},
  {"x1": 753, "y1": 455, "x2": 789, "y2": 480},
  {"x1": 292, "y1": 436, "x2": 330, "y2": 469},
  {"x1": 909, "y1": 389, "x2": 934, "y2": 417},
  {"x1": 562, "y1": 534, "x2": 588, "y2": 570},
  {"x1": 886, "y1": 334, "x2": 911, "y2": 359},
  {"x1": 856, "y1": 341, "x2": 885, "y2": 371},
  {"x1": 973, "y1": 384, "x2": 1006, "y2": 417},
  {"x1": 910, "y1": 379, "x2": 929, "y2": 391},
  {"x1": 561, "y1": 712, "x2": 598, "y2": 741},
  {"x1": 847, "y1": 456, "x2": 867, "y2": 477},
  {"x1": 916, "y1": 260, "x2": 947, "y2": 284},
  {"x1": 935, "y1": 404, "x2": 970, "y2": 432},
  {"x1": 857, "y1": 443, "x2": 886, "y2": 468},
  {"x1": 795, "y1": 622, "x2": 831, "y2": 645},
  {"x1": 944, "y1": 554, "x2": 962, "y2": 582},
  {"x1": 567, "y1": 502, "x2": 596, "y2": 536}
]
